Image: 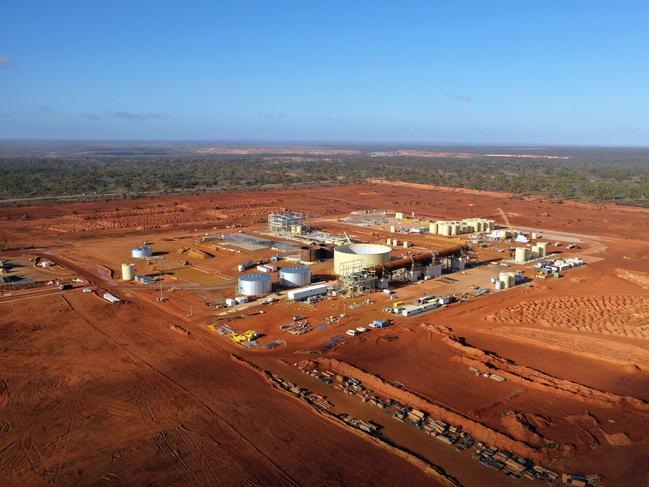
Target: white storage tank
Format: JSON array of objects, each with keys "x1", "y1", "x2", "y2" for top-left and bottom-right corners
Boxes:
[
  {"x1": 121, "y1": 263, "x2": 135, "y2": 281},
  {"x1": 279, "y1": 266, "x2": 311, "y2": 287},
  {"x1": 237, "y1": 273, "x2": 272, "y2": 296},
  {"x1": 429, "y1": 222, "x2": 438, "y2": 234},
  {"x1": 333, "y1": 243, "x2": 392, "y2": 276},
  {"x1": 514, "y1": 247, "x2": 530, "y2": 264},
  {"x1": 389, "y1": 225, "x2": 396, "y2": 233},
  {"x1": 131, "y1": 246, "x2": 153, "y2": 259}
]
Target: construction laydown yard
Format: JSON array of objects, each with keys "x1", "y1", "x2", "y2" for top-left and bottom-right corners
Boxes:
[{"x1": 2, "y1": 181, "x2": 649, "y2": 486}]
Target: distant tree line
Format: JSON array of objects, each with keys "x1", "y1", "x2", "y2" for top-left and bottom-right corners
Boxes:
[{"x1": 1, "y1": 149, "x2": 649, "y2": 206}]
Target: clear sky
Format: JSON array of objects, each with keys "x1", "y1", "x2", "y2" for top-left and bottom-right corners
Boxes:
[{"x1": 1, "y1": 1, "x2": 648, "y2": 145}]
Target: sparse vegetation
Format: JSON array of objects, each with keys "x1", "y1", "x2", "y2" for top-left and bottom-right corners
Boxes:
[{"x1": 2, "y1": 145, "x2": 649, "y2": 206}]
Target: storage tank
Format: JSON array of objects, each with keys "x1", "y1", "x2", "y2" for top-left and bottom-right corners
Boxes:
[
  {"x1": 499, "y1": 272, "x2": 515, "y2": 288},
  {"x1": 429, "y1": 223, "x2": 438, "y2": 234},
  {"x1": 392, "y1": 239, "x2": 399, "y2": 246},
  {"x1": 333, "y1": 243, "x2": 392, "y2": 275},
  {"x1": 403, "y1": 241, "x2": 409, "y2": 248},
  {"x1": 386, "y1": 238, "x2": 392, "y2": 245},
  {"x1": 131, "y1": 246, "x2": 153, "y2": 259},
  {"x1": 535, "y1": 242, "x2": 548, "y2": 257},
  {"x1": 514, "y1": 247, "x2": 530, "y2": 264},
  {"x1": 279, "y1": 266, "x2": 311, "y2": 287},
  {"x1": 121, "y1": 263, "x2": 135, "y2": 281},
  {"x1": 495, "y1": 279, "x2": 504, "y2": 290},
  {"x1": 390, "y1": 225, "x2": 396, "y2": 233},
  {"x1": 237, "y1": 273, "x2": 272, "y2": 296},
  {"x1": 300, "y1": 246, "x2": 320, "y2": 262}
]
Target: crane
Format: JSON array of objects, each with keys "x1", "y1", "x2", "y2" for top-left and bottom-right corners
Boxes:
[{"x1": 497, "y1": 208, "x2": 514, "y2": 233}]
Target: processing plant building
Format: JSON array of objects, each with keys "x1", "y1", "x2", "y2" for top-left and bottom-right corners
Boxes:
[{"x1": 268, "y1": 211, "x2": 309, "y2": 235}]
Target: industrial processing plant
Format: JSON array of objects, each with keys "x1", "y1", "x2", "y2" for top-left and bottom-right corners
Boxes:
[{"x1": 1, "y1": 182, "x2": 635, "y2": 487}]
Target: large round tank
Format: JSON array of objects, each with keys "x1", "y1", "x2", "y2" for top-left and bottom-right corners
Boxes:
[
  {"x1": 131, "y1": 246, "x2": 153, "y2": 259},
  {"x1": 279, "y1": 266, "x2": 311, "y2": 287},
  {"x1": 121, "y1": 263, "x2": 135, "y2": 281},
  {"x1": 429, "y1": 222, "x2": 438, "y2": 234},
  {"x1": 237, "y1": 273, "x2": 272, "y2": 296},
  {"x1": 333, "y1": 243, "x2": 392, "y2": 275}
]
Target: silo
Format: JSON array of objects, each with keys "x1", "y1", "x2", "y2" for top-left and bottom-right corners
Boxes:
[
  {"x1": 395, "y1": 212, "x2": 404, "y2": 220},
  {"x1": 495, "y1": 279, "x2": 504, "y2": 290},
  {"x1": 121, "y1": 263, "x2": 135, "y2": 281},
  {"x1": 237, "y1": 273, "x2": 272, "y2": 296},
  {"x1": 403, "y1": 241, "x2": 409, "y2": 248},
  {"x1": 279, "y1": 266, "x2": 311, "y2": 287},
  {"x1": 514, "y1": 247, "x2": 530, "y2": 264},
  {"x1": 390, "y1": 225, "x2": 396, "y2": 233},
  {"x1": 386, "y1": 238, "x2": 392, "y2": 245},
  {"x1": 392, "y1": 239, "x2": 399, "y2": 246},
  {"x1": 429, "y1": 223, "x2": 438, "y2": 234},
  {"x1": 536, "y1": 242, "x2": 548, "y2": 257}
]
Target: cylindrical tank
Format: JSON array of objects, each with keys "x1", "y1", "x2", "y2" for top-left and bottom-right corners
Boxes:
[
  {"x1": 333, "y1": 243, "x2": 392, "y2": 275},
  {"x1": 429, "y1": 223, "x2": 438, "y2": 234},
  {"x1": 495, "y1": 279, "x2": 504, "y2": 290},
  {"x1": 121, "y1": 263, "x2": 135, "y2": 281},
  {"x1": 131, "y1": 246, "x2": 153, "y2": 259},
  {"x1": 392, "y1": 239, "x2": 399, "y2": 246},
  {"x1": 386, "y1": 238, "x2": 392, "y2": 245},
  {"x1": 389, "y1": 225, "x2": 396, "y2": 233},
  {"x1": 300, "y1": 246, "x2": 320, "y2": 262},
  {"x1": 279, "y1": 266, "x2": 311, "y2": 287},
  {"x1": 499, "y1": 272, "x2": 515, "y2": 288},
  {"x1": 403, "y1": 241, "x2": 409, "y2": 248},
  {"x1": 237, "y1": 273, "x2": 272, "y2": 296},
  {"x1": 514, "y1": 247, "x2": 530, "y2": 264}
]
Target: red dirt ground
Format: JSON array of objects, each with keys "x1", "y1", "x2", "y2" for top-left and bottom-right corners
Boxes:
[{"x1": 2, "y1": 181, "x2": 649, "y2": 486}]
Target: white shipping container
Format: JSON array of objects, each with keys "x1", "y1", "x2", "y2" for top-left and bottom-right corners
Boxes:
[
  {"x1": 287, "y1": 283, "x2": 328, "y2": 301},
  {"x1": 103, "y1": 293, "x2": 120, "y2": 303}
]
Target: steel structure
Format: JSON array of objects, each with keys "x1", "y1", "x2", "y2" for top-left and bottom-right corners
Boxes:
[
  {"x1": 267, "y1": 211, "x2": 309, "y2": 234},
  {"x1": 222, "y1": 233, "x2": 273, "y2": 250},
  {"x1": 336, "y1": 259, "x2": 377, "y2": 297}
]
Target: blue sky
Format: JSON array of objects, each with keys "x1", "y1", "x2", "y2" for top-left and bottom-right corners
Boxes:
[{"x1": 1, "y1": 1, "x2": 649, "y2": 145}]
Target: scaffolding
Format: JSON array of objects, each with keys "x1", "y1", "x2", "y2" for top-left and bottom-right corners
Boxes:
[
  {"x1": 336, "y1": 259, "x2": 377, "y2": 297},
  {"x1": 267, "y1": 211, "x2": 309, "y2": 234}
]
